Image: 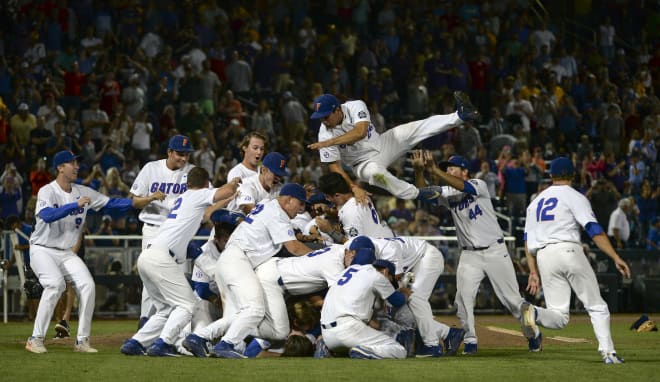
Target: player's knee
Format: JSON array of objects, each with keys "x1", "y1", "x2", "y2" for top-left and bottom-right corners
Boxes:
[
  {"x1": 41, "y1": 277, "x2": 66, "y2": 296},
  {"x1": 585, "y1": 303, "x2": 610, "y2": 318}
]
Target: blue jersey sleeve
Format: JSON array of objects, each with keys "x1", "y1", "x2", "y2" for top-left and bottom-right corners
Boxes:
[
  {"x1": 39, "y1": 202, "x2": 80, "y2": 223},
  {"x1": 386, "y1": 291, "x2": 406, "y2": 308},
  {"x1": 101, "y1": 198, "x2": 133, "y2": 214},
  {"x1": 463, "y1": 180, "x2": 477, "y2": 195},
  {"x1": 585, "y1": 222, "x2": 604, "y2": 238},
  {"x1": 192, "y1": 281, "x2": 215, "y2": 301}
]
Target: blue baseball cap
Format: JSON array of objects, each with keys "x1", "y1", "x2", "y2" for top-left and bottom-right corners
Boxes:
[
  {"x1": 53, "y1": 150, "x2": 81, "y2": 167},
  {"x1": 439, "y1": 155, "x2": 470, "y2": 172},
  {"x1": 210, "y1": 209, "x2": 244, "y2": 226},
  {"x1": 549, "y1": 157, "x2": 574, "y2": 177},
  {"x1": 279, "y1": 183, "x2": 310, "y2": 203},
  {"x1": 310, "y1": 94, "x2": 340, "y2": 119},
  {"x1": 168, "y1": 135, "x2": 194, "y2": 152},
  {"x1": 262, "y1": 152, "x2": 289, "y2": 177},
  {"x1": 349, "y1": 236, "x2": 376, "y2": 266},
  {"x1": 308, "y1": 189, "x2": 332, "y2": 206}
]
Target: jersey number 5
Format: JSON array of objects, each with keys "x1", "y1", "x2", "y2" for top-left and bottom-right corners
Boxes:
[
  {"x1": 535, "y1": 197, "x2": 558, "y2": 221},
  {"x1": 337, "y1": 267, "x2": 359, "y2": 285}
]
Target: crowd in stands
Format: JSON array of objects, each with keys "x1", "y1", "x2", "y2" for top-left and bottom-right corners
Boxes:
[{"x1": 0, "y1": 0, "x2": 658, "y2": 257}]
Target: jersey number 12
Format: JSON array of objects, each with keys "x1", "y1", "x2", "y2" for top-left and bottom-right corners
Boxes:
[{"x1": 535, "y1": 197, "x2": 558, "y2": 221}]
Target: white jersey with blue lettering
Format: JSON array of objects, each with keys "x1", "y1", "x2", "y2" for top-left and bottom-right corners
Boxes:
[
  {"x1": 31, "y1": 181, "x2": 110, "y2": 249},
  {"x1": 276, "y1": 244, "x2": 346, "y2": 295},
  {"x1": 225, "y1": 172, "x2": 280, "y2": 213},
  {"x1": 524, "y1": 184, "x2": 597, "y2": 253},
  {"x1": 321, "y1": 264, "x2": 395, "y2": 323},
  {"x1": 437, "y1": 179, "x2": 503, "y2": 248},
  {"x1": 192, "y1": 240, "x2": 223, "y2": 288},
  {"x1": 225, "y1": 199, "x2": 297, "y2": 268},
  {"x1": 318, "y1": 100, "x2": 380, "y2": 167},
  {"x1": 130, "y1": 159, "x2": 195, "y2": 226},
  {"x1": 150, "y1": 188, "x2": 216, "y2": 263},
  {"x1": 227, "y1": 162, "x2": 257, "y2": 183},
  {"x1": 339, "y1": 197, "x2": 394, "y2": 238}
]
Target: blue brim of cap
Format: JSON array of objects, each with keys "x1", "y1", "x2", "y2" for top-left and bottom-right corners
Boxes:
[
  {"x1": 271, "y1": 168, "x2": 289, "y2": 177},
  {"x1": 170, "y1": 147, "x2": 194, "y2": 152},
  {"x1": 310, "y1": 110, "x2": 332, "y2": 119}
]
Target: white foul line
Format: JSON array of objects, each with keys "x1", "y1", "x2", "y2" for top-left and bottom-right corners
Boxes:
[{"x1": 485, "y1": 326, "x2": 589, "y2": 343}]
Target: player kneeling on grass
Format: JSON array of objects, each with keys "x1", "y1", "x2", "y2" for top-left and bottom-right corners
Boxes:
[
  {"x1": 26, "y1": 150, "x2": 167, "y2": 354},
  {"x1": 318, "y1": 246, "x2": 411, "y2": 359},
  {"x1": 523, "y1": 157, "x2": 631, "y2": 364}
]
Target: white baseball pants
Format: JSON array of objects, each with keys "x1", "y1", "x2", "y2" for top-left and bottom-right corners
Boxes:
[
  {"x1": 29, "y1": 245, "x2": 95, "y2": 340},
  {"x1": 455, "y1": 242, "x2": 525, "y2": 345},
  {"x1": 133, "y1": 248, "x2": 196, "y2": 345},
  {"x1": 354, "y1": 112, "x2": 461, "y2": 199},
  {"x1": 534, "y1": 242, "x2": 616, "y2": 354},
  {"x1": 322, "y1": 316, "x2": 407, "y2": 359},
  {"x1": 139, "y1": 223, "x2": 159, "y2": 318}
]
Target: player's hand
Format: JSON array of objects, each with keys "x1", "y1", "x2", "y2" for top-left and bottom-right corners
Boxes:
[
  {"x1": 398, "y1": 286, "x2": 412, "y2": 300},
  {"x1": 614, "y1": 258, "x2": 631, "y2": 279},
  {"x1": 314, "y1": 216, "x2": 333, "y2": 233},
  {"x1": 526, "y1": 272, "x2": 541, "y2": 295},
  {"x1": 307, "y1": 141, "x2": 325, "y2": 150},
  {"x1": 228, "y1": 176, "x2": 241, "y2": 189},
  {"x1": 351, "y1": 185, "x2": 371, "y2": 205},
  {"x1": 150, "y1": 191, "x2": 166, "y2": 202},
  {"x1": 77, "y1": 196, "x2": 91, "y2": 207},
  {"x1": 411, "y1": 150, "x2": 425, "y2": 170}
]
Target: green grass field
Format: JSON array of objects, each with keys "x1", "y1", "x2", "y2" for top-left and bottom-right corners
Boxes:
[{"x1": 1, "y1": 315, "x2": 658, "y2": 382}]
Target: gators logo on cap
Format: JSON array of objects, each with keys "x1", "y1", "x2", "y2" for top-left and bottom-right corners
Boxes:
[
  {"x1": 315, "y1": 102, "x2": 321, "y2": 111},
  {"x1": 280, "y1": 159, "x2": 285, "y2": 169},
  {"x1": 182, "y1": 138, "x2": 188, "y2": 146}
]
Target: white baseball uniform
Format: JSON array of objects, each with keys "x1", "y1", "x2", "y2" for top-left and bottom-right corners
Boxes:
[
  {"x1": 130, "y1": 159, "x2": 194, "y2": 317},
  {"x1": 29, "y1": 181, "x2": 110, "y2": 341},
  {"x1": 317, "y1": 100, "x2": 461, "y2": 199},
  {"x1": 339, "y1": 197, "x2": 394, "y2": 238},
  {"x1": 225, "y1": 172, "x2": 280, "y2": 213},
  {"x1": 215, "y1": 199, "x2": 298, "y2": 346},
  {"x1": 437, "y1": 178, "x2": 527, "y2": 346},
  {"x1": 227, "y1": 162, "x2": 257, "y2": 182},
  {"x1": 320, "y1": 264, "x2": 407, "y2": 358},
  {"x1": 132, "y1": 187, "x2": 218, "y2": 346},
  {"x1": 365, "y1": 237, "x2": 450, "y2": 347},
  {"x1": 524, "y1": 185, "x2": 619, "y2": 355}
]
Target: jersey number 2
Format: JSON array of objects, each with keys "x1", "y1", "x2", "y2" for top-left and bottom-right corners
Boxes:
[
  {"x1": 535, "y1": 197, "x2": 558, "y2": 221},
  {"x1": 167, "y1": 197, "x2": 183, "y2": 219}
]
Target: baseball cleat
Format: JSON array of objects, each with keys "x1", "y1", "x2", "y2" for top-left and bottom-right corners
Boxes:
[
  {"x1": 348, "y1": 346, "x2": 383, "y2": 359},
  {"x1": 210, "y1": 340, "x2": 246, "y2": 359},
  {"x1": 521, "y1": 301, "x2": 539, "y2": 340},
  {"x1": 54, "y1": 320, "x2": 70, "y2": 339},
  {"x1": 528, "y1": 332, "x2": 542, "y2": 352},
  {"x1": 603, "y1": 352, "x2": 625, "y2": 364},
  {"x1": 396, "y1": 328, "x2": 415, "y2": 358},
  {"x1": 244, "y1": 338, "x2": 270, "y2": 358},
  {"x1": 443, "y1": 327, "x2": 466, "y2": 356},
  {"x1": 74, "y1": 337, "x2": 98, "y2": 353},
  {"x1": 462, "y1": 343, "x2": 477, "y2": 355},
  {"x1": 182, "y1": 333, "x2": 211, "y2": 358},
  {"x1": 314, "y1": 338, "x2": 332, "y2": 359},
  {"x1": 26, "y1": 336, "x2": 47, "y2": 354},
  {"x1": 120, "y1": 338, "x2": 147, "y2": 356},
  {"x1": 416, "y1": 344, "x2": 443, "y2": 358},
  {"x1": 454, "y1": 91, "x2": 480, "y2": 122},
  {"x1": 146, "y1": 338, "x2": 179, "y2": 357}
]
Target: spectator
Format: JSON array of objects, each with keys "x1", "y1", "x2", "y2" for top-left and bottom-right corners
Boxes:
[
  {"x1": 45, "y1": 121, "x2": 72, "y2": 156},
  {"x1": 36, "y1": 94, "x2": 66, "y2": 134},
  {"x1": 193, "y1": 137, "x2": 216, "y2": 179},
  {"x1": 250, "y1": 99, "x2": 274, "y2": 139},
  {"x1": 501, "y1": 156, "x2": 528, "y2": 218},
  {"x1": 10, "y1": 103, "x2": 37, "y2": 148},
  {"x1": 505, "y1": 89, "x2": 534, "y2": 135},
  {"x1": 475, "y1": 160, "x2": 500, "y2": 200},
  {"x1": 628, "y1": 151, "x2": 646, "y2": 195},
  {"x1": 130, "y1": 109, "x2": 152, "y2": 165},
  {"x1": 280, "y1": 91, "x2": 308, "y2": 144},
  {"x1": 224, "y1": 50, "x2": 252, "y2": 95},
  {"x1": 608, "y1": 198, "x2": 632, "y2": 249},
  {"x1": 217, "y1": 90, "x2": 244, "y2": 128},
  {"x1": 0, "y1": 171, "x2": 22, "y2": 219},
  {"x1": 99, "y1": 71, "x2": 121, "y2": 116},
  {"x1": 635, "y1": 181, "x2": 659, "y2": 246},
  {"x1": 198, "y1": 59, "x2": 221, "y2": 116},
  {"x1": 121, "y1": 74, "x2": 146, "y2": 119},
  {"x1": 388, "y1": 199, "x2": 414, "y2": 222},
  {"x1": 646, "y1": 217, "x2": 660, "y2": 251},
  {"x1": 82, "y1": 98, "x2": 110, "y2": 147}
]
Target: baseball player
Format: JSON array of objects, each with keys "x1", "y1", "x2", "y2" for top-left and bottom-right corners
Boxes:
[
  {"x1": 210, "y1": 183, "x2": 315, "y2": 358},
  {"x1": 119, "y1": 167, "x2": 239, "y2": 356},
  {"x1": 129, "y1": 134, "x2": 195, "y2": 326},
  {"x1": 226, "y1": 131, "x2": 268, "y2": 181},
  {"x1": 183, "y1": 242, "x2": 354, "y2": 358},
  {"x1": 26, "y1": 150, "x2": 165, "y2": 354},
  {"x1": 347, "y1": 236, "x2": 466, "y2": 357},
  {"x1": 225, "y1": 151, "x2": 288, "y2": 215},
  {"x1": 415, "y1": 152, "x2": 542, "y2": 354},
  {"x1": 523, "y1": 157, "x2": 631, "y2": 364},
  {"x1": 317, "y1": 172, "x2": 394, "y2": 242},
  {"x1": 320, "y1": 257, "x2": 411, "y2": 359},
  {"x1": 307, "y1": 92, "x2": 479, "y2": 202}
]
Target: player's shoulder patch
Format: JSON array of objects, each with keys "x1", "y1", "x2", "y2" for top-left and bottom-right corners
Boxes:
[
  {"x1": 288, "y1": 228, "x2": 295, "y2": 237},
  {"x1": 468, "y1": 179, "x2": 480, "y2": 186},
  {"x1": 348, "y1": 227, "x2": 358, "y2": 237},
  {"x1": 358, "y1": 110, "x2": 367, "y2": 119}
]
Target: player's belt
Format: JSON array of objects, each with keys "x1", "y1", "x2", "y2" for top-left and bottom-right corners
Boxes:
[
  {"x1": 144, "y1": 223, "x2": 158, "y2": 227},
  {"x1": 277, "y1": 276, "x2": 289, "y2": 294},
  {"x1": 321, "y1": 321, "x2": 337, "y2": 329},
  {"x1": 462, "y1": 238, "x2": 504, "y2": 251},
  {"x1": 146, "y1": 243, "x2": 176, "y2": 258}
]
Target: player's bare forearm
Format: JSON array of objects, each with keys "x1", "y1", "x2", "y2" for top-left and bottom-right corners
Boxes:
[
  {"x1": 308, "y1": 122, "x2": 368, "y2": 150},
  {"x1": 131, "y1": 191, "x2": 166, "y2": 209},
  {"x1": 411, "y1": 150, "x2": 427, "y2": 187},
  {"x1": 328, "y1": 161, "x2": 370, "y2": 205},
  {"x1": 284, "y1": 240, "x2": 314, "y2": 256},
  {"x1": 524, "y1": 243, "x2": 541, "y2": 295},
  {"x1": 203, "y1": 199, "x2": 232, "y2": 222},
  {"x1": 431, "y1": 167, "x2": 464, "y2": 190},
  {"x1": 592, "y1": 233, "x2": 631, "y2": 278},
  {"x1": 213, "y1": 177, "x2": 240, "y2": 202}
]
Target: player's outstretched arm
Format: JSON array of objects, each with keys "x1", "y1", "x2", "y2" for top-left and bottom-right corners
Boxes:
[
  {"x1": 591, "y1": 233, "x2": 631, "y2": 278},
  {"x1": 203, "y1": 197, "x2": 234, "y2": 222},
  {"x1": 130, "y1": 191, "x2": 166, "y2": 209},
  {"x1": 213, "y1": 177, "x2": 241, "y2": 202},
  {"x1": 283, "y1": 239, "x2": 315, "y2": 256},
  {"x1": 524, "y1": 243, "x2": 541, "y2": 296},
  {"x1": 307, "y1": 121, "x2": 369, "y2": 150}
]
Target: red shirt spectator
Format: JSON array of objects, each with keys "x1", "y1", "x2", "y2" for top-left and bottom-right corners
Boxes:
[
  {"x1": 29, "y1": 158, "x2": 52, "y2": 195},
  {"x1": 99, "y1": 72, "x2": 121, "y2": 116}
]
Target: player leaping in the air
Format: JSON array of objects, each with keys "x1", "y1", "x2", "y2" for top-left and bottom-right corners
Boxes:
[{"x1": 307, "y1": 91, "x2": 479, "y2": 203}]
